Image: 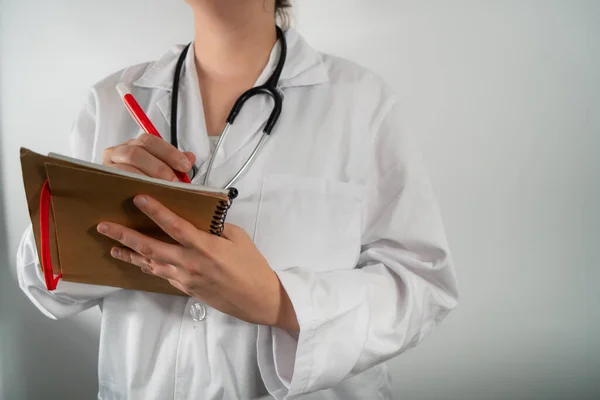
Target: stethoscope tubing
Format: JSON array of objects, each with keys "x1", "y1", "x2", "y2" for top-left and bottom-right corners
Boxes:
[{"x1": 172, "y1": 26, "x2": 287, "y2": 192}]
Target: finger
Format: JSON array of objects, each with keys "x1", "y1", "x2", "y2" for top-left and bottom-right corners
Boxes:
[
  {"x1": 102, "y1": 145, "x2": 117, "y2": 166},
  {"x1": 183, "y1": 152, "x2": 196, "y2": 165},
  {"x1": 111, "y1": 247, "x2": 201, "y2": 298},
  {"x1": 133, "y1": 195, "x2": 209, "y2": 249},
  {"x1": 110, "y1": 247, "x2": 180, "y2": 280},
  {"x1": 97, "y1": 221, "x2": 184, "y2": 266},
  {"x1": 220, "y1": 223, "x2": 244, "y2": 242},
  {"x1": 133, "y1": 133, "x2": 192, "y2": 173},
  {"x1": 109, "y1": 144, "x2": 179, "y2": 181},
  {"x1": 109, "y1": 163, "x2": 146, "y2": 176},
  {"x1": 102, "y1": 141, "x2": 140, "y2": 165},
  {"x1": 167, "y1": 278, "x2": 192, "y2": 296}
]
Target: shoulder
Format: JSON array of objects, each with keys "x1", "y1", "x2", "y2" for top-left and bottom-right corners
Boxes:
[
  {"x1": 83, "y1": 44, "x2": 185, "y2": 109},
  {"x1": 315, "y1": 52, "x2": 399, "y2": 137},
  {"x1": 70, "y1": 45, "x2": 184, "y2": 160},
  {"x1": 320, "y1": 52, "x2": 396, "y2": 105},
  {"x1": 90, "y1": 62, "x2": 148, "y2": 98}
]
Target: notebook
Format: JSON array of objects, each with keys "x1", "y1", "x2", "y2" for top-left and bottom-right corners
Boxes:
[{"x1": 19, "y1": 147, "x2": 234, "y2": 296}]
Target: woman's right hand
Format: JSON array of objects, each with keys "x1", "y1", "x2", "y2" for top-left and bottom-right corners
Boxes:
[{"x1": 102, "y1": 133, "x2": 195, "y2": 181}]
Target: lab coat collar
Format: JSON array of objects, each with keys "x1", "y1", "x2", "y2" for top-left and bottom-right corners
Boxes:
[{"x1": 132, "y1": 28, "x2": 329, "y2": 91}]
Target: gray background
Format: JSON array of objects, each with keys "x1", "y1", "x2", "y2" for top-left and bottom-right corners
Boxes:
[{"x1": 1, "y1": 0, "x2": 599, "y2": 399}]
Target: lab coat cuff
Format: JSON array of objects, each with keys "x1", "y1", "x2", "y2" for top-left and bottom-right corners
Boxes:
[
  {"x1": 30, "y1": 248, "x2": 117, "y2": 305},
  {"x1": 257, "y1": 267, "x2": 315, "y2": 399},
  {"x1": 17, "y1": 225, "x2": 117, "y2": 319}
]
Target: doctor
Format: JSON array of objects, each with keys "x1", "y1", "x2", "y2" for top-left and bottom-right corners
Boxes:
[{"x1": 17, "y1": 1, "x2": 458, "y2": 399}]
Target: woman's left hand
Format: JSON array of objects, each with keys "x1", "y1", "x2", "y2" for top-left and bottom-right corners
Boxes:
[{"x1": 97, "y1": 194, "x2": 299, "y2": 331}]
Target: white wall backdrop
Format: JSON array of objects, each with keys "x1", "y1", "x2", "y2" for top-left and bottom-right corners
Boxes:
[{"x1": 1, "y1": 1, "x2": 599, "y2": 399}]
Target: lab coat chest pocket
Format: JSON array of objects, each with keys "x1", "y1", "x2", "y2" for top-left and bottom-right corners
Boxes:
[{"x1": 254, "y1": 174, "x2": 364, "y2": 272}]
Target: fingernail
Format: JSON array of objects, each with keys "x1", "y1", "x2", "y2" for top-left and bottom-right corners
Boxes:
[
  {"x1": 111, "y1": 248, "x2": 120, "y2": 258},
  {"x1": 97, "y1": 223, "x2": 108, "y2": 234},
  {"x1": 134, "y1": 195, "x2": 148, "y2": 207},
  {"x1": 172, "y1": 177, "x2": 180, "y2": 182},
  {"x1": 180, "y1": 158, "x2": 192, "y2": 171}
]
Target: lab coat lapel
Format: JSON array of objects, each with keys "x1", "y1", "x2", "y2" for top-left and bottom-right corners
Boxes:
[
  {"x1": 154, "y1": 82, "x2": 212, "y2": 171},
  {"x1": 134, "y1": 44, "x2": 212, "y2": 170}
]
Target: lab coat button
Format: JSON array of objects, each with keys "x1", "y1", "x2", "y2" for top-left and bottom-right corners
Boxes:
[{"x1": 190, "y1": 302, "x2": 207, "y2": 322}]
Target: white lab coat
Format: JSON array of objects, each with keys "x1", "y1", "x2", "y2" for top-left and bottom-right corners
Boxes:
[{"x1": 16, "y1": 28, "x2": 458, "y2": 400}]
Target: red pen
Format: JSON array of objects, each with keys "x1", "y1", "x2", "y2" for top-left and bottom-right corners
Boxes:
[{"x1": 116, "y1": 83, "x2": 191, "y2": 183}]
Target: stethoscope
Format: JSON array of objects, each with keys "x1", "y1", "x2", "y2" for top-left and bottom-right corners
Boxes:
[{"x1": 170, "y1": 26, "x2": 287, "y2": 194}]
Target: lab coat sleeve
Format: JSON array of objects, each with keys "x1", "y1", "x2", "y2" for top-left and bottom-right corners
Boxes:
[
  {"x1": 256, "y1": 100, "x2": 459, "y2": 398},
  {"x1": 16, "y1": 91, "x2": 120, "y2": 320}
]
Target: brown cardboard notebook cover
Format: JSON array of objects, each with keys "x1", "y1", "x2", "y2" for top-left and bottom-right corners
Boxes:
[{"x1": 20, "y1": 147, "x2": 232, "y2": 296}]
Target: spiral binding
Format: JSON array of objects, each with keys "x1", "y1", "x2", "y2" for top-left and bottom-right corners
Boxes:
[{"x1": 209, "y1": 197, "x2": 233, "y2": 236}]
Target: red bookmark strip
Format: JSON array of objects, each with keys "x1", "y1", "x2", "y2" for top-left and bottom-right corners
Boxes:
[{"x1": 40, "y1": 179, "x2": 62, "y2": 290}]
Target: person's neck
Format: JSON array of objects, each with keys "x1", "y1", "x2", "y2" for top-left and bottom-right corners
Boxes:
[{"x1": 191, "y1": 3, "x2": 277, "y2": 83}]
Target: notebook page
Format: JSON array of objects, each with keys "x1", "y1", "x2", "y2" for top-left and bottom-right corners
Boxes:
[{"x1": 47, "y1": 152, "x2": 227, "y2": 195}]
